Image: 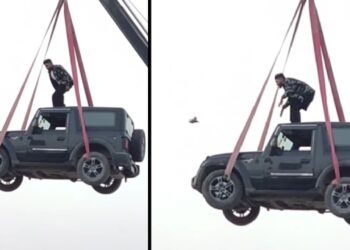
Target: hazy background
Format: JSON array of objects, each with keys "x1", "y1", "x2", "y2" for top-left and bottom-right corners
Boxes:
[
  {"x1": 0, "y1": 1, "x2": 147, "y2": 249},
  {"x1": 153, "y1": 1, "x2": 350, "y2": 249}
]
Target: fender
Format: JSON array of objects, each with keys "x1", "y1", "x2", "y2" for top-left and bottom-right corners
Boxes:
[
  {"x1": 194, "y1": 153, "x2": 253, "y2": 191},
  {"x1": 235, "y1": 161, "x2": 254, "y2": 191},
  {"x1": 0, "y1": 139, "x2": 19, "y2": 165},
  {"x1": 316, "y1": 160, "x2": 350, "y2": 189},
  {"x1": 69, "y1": 138, "x2": 115, "y2": 162}
]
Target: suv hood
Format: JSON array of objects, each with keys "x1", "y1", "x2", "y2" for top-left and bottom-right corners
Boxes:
[
  {"x1": 203, "y1": 151, "x2": 262, "y2": 165},
  {"x1": 4, "y1": 130, "x2": 26, "y2": 140}
]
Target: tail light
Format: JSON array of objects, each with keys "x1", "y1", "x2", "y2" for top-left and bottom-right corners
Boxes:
[{"x1": 122, "y1": 137, "x2": 130, "y2": 151}]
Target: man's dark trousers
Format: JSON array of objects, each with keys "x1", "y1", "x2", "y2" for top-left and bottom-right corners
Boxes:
[
  {"x1": 289, "y1": 97, "x2": 302, "y2": 123},
  {"x1": 52, "y1": 89, "x2": 65, "y2": 107}
]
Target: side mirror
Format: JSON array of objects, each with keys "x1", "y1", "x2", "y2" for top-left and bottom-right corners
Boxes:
[
  {"x1": 270, "y1": 145, "x2": 283, "y2": 156},
  {"x1": 32, "y1": 126, "x2": 43, "y2": 134}
]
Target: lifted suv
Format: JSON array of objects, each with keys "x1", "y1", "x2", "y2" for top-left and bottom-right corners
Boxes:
[
  {"x1": 192, "y1": 122, "x2": 350, "y2": 225},
  {"x1": 0, "y1": 107, "x2": 145, "y2": 194}
]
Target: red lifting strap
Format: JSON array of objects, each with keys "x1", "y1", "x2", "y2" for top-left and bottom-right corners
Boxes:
[
  {"x1": 64, "y1": 0, "x2": 91, "y2": 157},
  {"x1": 309, "y1": 0, "x2": 340, "y2": 184},
  {"x1": 224, "y1": 0, "x2": 305, "y2": 176},
  {"x1": 0, "y1": 0, "x2": 64, "y2": 146}
]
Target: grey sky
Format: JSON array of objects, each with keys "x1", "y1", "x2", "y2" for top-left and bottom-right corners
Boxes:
[
  {"x1": 0, "y1": 1, "x2": 147, "y2": 250},
  {"x1": 153, "y1": 1, "x2": 350, "y2": 249}
]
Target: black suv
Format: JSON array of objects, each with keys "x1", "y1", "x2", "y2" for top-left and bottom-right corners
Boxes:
[
  {"x1": 192, "y1": 122, "x2": 350, "y2": 225},
  {"x1": 0, "y1": 107, "x2": 145, "y2": 194}
]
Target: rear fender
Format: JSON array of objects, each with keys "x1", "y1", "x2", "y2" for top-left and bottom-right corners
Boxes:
[
  {"x1": 70, "y1": 139, "x2": 114, "y2": 163},
  {"x1": 316, "y1": 161, "x2": 350, "y2": 190}
]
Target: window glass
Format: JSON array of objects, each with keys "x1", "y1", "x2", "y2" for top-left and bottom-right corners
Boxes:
[
  {"x1": 334, "y1": 128, "x2": 350, "y2": 146},
  {"x1": 34, "y1": 112, "x2": 67, "y2": 132},
  {"x1": 274, "y1": 129, "x2": 313, "y2": 152},
  {"x1": 276, "y1": 132, "x2": 293, "y2": 151},
  {"x1": 84, "y1": 112, "x2": 116, "y2": 127},
  {"x1": 38, "y1": 115, "x2": 51, "y2": 130},
  {"x1": 125, "y1": 115, "x2": 134, "y2": 137}
]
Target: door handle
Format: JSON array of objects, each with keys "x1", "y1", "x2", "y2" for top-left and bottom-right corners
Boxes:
[
  {"x1": 264, "y1": 157, "x2": 273, "y2": 164},
  {"x1": 300, "y1": 159, "x2": 310, "y2": 164},
  {"x1": 57, "y1": 136, "x2": 65, "y2": 141}
]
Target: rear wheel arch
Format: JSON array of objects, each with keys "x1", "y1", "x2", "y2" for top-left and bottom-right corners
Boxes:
[
  {"x1": 317, "y1": 165, "x2": 350, "y2": 191},
  {"x1": 71, "y1": 142, "x2": 113, "y2": 166}
]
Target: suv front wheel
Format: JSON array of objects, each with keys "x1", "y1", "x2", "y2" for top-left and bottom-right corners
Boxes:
[
  {"x1": 92, "y1": 177, "x2": 122, "y2": 194},
  {"x1": 223, "y1": 206, "x2": 260, "y2": 226},
  {"x1": 0, "y1": 175, "x2": 23, "y2": 192},
  {"x1": 201, "y1": 169, "x2": 243, "y2": 210},
  {"x1": 77, "y1": 152, "x2": 111, "y2": 186}
]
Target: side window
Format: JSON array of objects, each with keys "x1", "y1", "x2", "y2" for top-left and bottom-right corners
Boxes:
[
  {"x1": 84, "y1": 111, "x2": 116, "y2": 127},
  {"x1": 334, "y1": 128, "x2": 350, "y2": 147},
  {"x1": 125, "y1": 115, "x2": 134, "y2": 137},
  {"x1": 273, "y1": 129, "x2": 313, "y2": 152},
  {"x1": 33, "y1": 112, "x2": 68, "y2": 133}
]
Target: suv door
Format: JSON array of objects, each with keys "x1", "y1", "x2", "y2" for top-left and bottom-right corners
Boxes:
[
  {"x1": 25, "y1": 111, "x2": 69, "y2": 163},
  {"x1": 262, "y1": 128, "x2": 317, "y2": 190}
]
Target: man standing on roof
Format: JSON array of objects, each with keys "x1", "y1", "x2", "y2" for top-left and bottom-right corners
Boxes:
[
  {"x1": 275, "y1": 73, "x2": 315, "y2": 123},
  {"x1": 43, "y1": 59, "x2": 73, "y2": 107}
]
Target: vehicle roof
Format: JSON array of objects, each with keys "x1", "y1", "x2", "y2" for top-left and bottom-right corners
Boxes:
[
  {"x1": 38, "y1": 106, "x2": 127, "y2": 112},
  {"x1": 278, "y1": 121, "x2": 350, "y2": 128}
]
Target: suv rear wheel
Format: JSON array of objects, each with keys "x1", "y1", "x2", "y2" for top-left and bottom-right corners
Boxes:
[
  {"x1": 77, "y1": 152, "x2": 111, "y2": 186},
  {"x1": 201, "y1": 169, "x2": 243, "y2": 210},
  {"x1": 130, "y1": 129, "x2": 145, "y2": 162},
  {"x1": 325, "y1": 177, "x2": 350, "y2": 218}
]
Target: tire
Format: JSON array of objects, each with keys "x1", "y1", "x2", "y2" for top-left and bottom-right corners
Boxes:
[
  {"x1": 344, "y1": 217, "x2": 350, "y2": 225},
  {"x1": 201, "y1": 169, "x2": 243, "y2": 210},
  {"x1": 0, "y1": 148, "x2": 10, "y2": 177},
  {"x1": 77, "y1": 152, "x2": 111, "y2": 186},
  {"x1": 0, "y1": 175, "x2": 23, "y2": 192},
  {"x1": 130, "y1": 129, "x2": 146, "y2": 162},
  {"x1": 223, "y1": 206, "x2": 260, "y2": 226},
  {"x1": 92, "y1": 177, "x2": 122, "y2": 194},
  {"x1": 325, "y1": 177, "x2": 350, "y2": 218}
]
